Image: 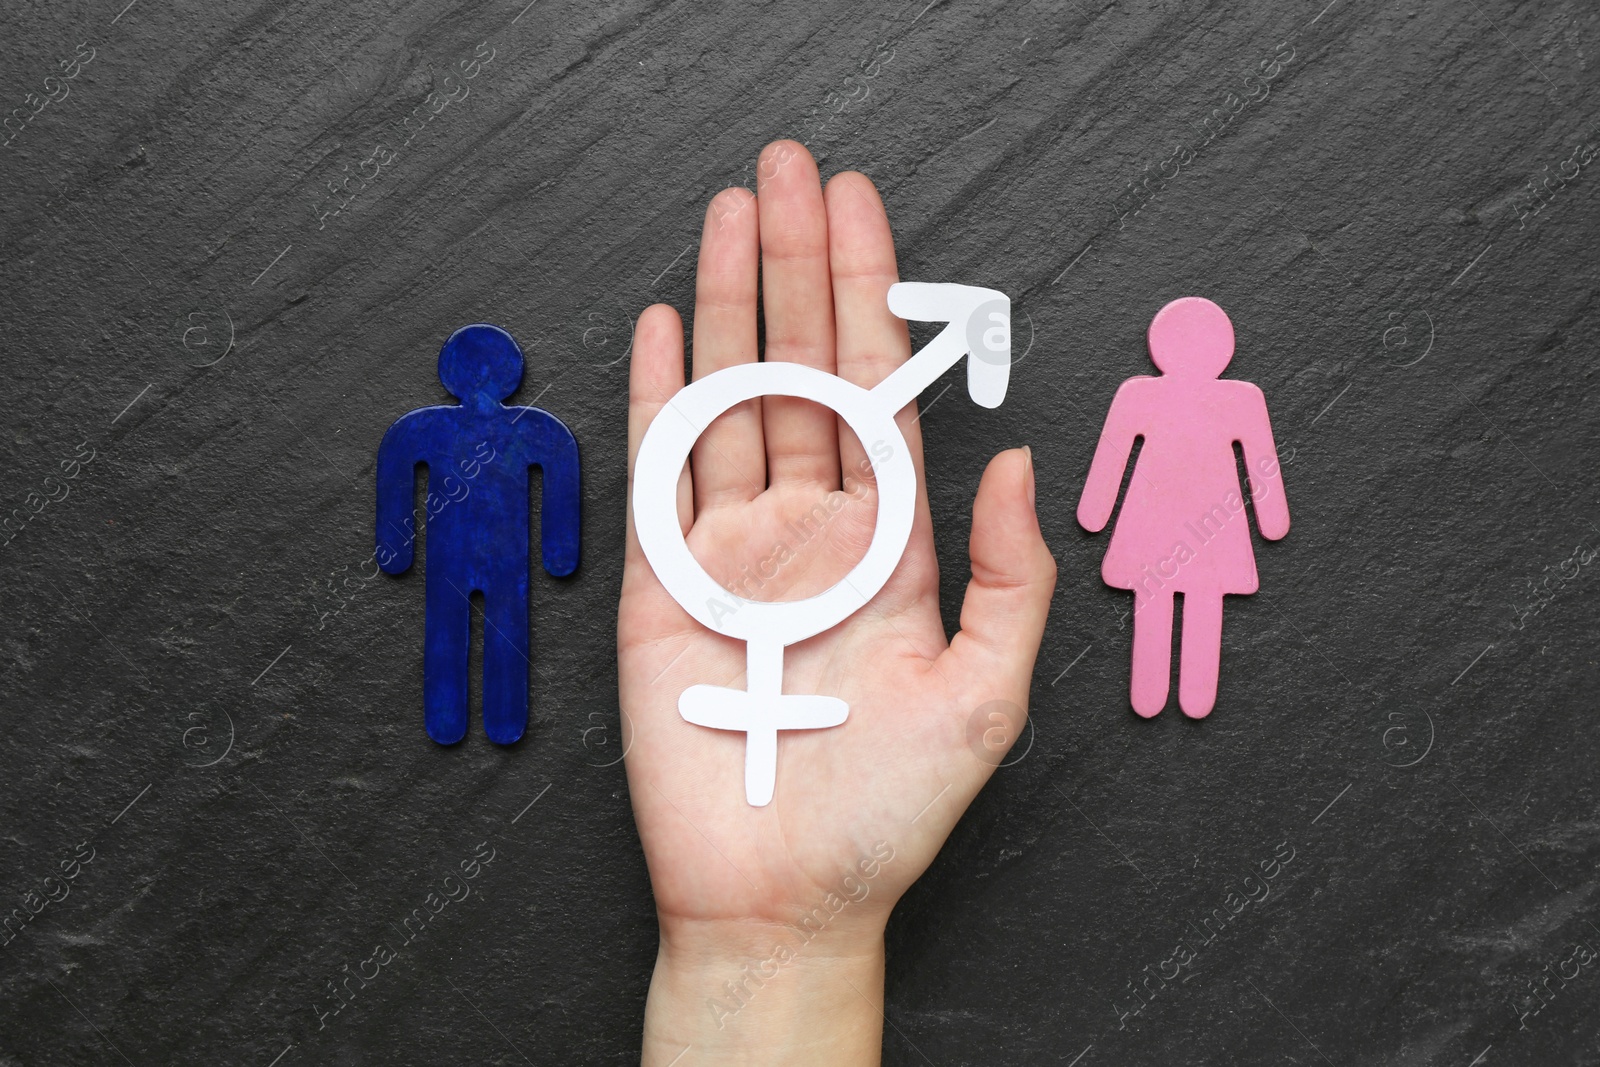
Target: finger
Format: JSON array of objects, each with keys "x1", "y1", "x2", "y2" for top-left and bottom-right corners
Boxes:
[
  {"x1": 625, "y1": 305, "x2": 693, "y2": 587},
  {"x1": 756, "y1": 140, "x2": 840, "y2": 489},
  {"x1": 938, "y1": 448, "x2": 1057, "y2": 703},
  {"x1": 822, "y1": 171, "x2": 937, "y2": 615},
  {"x1": 690, "y1": 187, "x2": 766, "y2": 509},
  {"x1": 824, "y1": 171, "x2": 919, "y2": 492}
]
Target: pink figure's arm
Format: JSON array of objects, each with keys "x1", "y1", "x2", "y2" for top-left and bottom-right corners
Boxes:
[
  {"x1": 1077, "y1": 381, "x2": 1144, "y2": 532},
  {"x1": 1237, "y1": 384, "x2": 1290, "y2": 540}
]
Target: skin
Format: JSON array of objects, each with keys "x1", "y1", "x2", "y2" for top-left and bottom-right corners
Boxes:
[{"x1": 620, "y1": 140, "x2": 1058, "y2": 1065}]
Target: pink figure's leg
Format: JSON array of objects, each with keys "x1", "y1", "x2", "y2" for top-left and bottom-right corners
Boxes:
[
  {"x1": 1129, "y1": 591, "x2": 1174, "y2": 717},
  {"x1": 1179, "y1": 592, "x2": 1223, "y2": 719}
]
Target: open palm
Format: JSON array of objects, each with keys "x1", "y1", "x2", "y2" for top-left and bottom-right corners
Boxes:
[{"x1": 619, "y1": 141, "x2": 1056, "y2": 946}]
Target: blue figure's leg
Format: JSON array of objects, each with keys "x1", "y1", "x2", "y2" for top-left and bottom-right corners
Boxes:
[
  {"x1": 424, "y1": 573, "x2": 471, "y2": 744},
  {"x1": 481, "y1": 583, "x2": 530, "y2": 744}
]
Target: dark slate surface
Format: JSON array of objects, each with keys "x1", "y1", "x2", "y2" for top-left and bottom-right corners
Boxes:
[{"x1": 2, "y1": 1, "x2": 1597, "y2": 1064}]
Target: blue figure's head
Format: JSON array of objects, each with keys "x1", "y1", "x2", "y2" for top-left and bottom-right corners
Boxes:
[{"x1": 438, "y1": 324, "x2": 524, "y2": 406}]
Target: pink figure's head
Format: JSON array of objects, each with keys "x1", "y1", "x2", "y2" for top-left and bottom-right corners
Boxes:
[{"x1": 1148, "y1": 297, "x2": 1234, "y2": 379}]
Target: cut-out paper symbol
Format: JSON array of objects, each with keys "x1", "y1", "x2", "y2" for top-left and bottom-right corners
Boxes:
[
  {"x1": 377, "y1": 324, "x2": 580, "y2": 745},
  {"x1": 633, "y1": 282, "x2": 1012, "y2": 806},
  {"x1": 1076, "y1": 297, "x2": 1289, "y2": 719}
]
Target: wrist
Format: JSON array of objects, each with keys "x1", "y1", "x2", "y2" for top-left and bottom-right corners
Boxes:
[{"x1": 643, "y1": 916, "x2": 887, "y2": 1066}]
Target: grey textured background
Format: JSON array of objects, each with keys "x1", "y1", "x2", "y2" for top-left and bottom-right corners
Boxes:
[{"x1": 3, "y1": 0, "x2": 1598, "y2": 1063}]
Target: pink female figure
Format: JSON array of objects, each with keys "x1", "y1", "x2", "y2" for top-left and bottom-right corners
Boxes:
[{"x1": 1077, "y1": 297, "x2": 1290, "y2": 718}]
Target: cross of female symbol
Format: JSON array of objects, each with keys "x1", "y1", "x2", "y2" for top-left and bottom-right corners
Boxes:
[{"x1": 632, "y1": 282, "x2": 1013, "y2": 806}]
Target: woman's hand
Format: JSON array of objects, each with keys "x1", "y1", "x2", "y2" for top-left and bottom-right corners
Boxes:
[{"x1": 620, "y1": 139, "x2": 1057, "y2": 1065}]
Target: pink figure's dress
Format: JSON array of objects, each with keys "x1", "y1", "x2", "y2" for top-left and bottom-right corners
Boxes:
[{"x1": 1097, "y1": 376, "x2": 1276, "y2": 598}]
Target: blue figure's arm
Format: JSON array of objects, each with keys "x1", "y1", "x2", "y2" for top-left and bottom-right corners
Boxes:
[
  {"x1": 520, "y1": 408, "x2": 580, "y2": 577},
  {"x1": 376, "y1": 412, "x2": 426, "y2": 574}
]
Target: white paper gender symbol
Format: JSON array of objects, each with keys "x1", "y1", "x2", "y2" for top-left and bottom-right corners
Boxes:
[{"x1": 633, "y1": 282, "x2": 1013, "y2": 806}]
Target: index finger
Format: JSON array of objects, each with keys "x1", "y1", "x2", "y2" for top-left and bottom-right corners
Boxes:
[{"x1": 824, "y1": 171, "x2": 924, "y2": 499}]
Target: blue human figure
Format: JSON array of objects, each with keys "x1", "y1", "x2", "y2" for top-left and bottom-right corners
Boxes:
[{"x1": 376, "y1": 324, "x2": 580, "y2": 745}]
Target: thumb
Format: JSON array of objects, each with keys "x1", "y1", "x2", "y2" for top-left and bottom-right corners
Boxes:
[{"x1": 939, "y1": 447, "x2": 1057, "y2": 705}]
